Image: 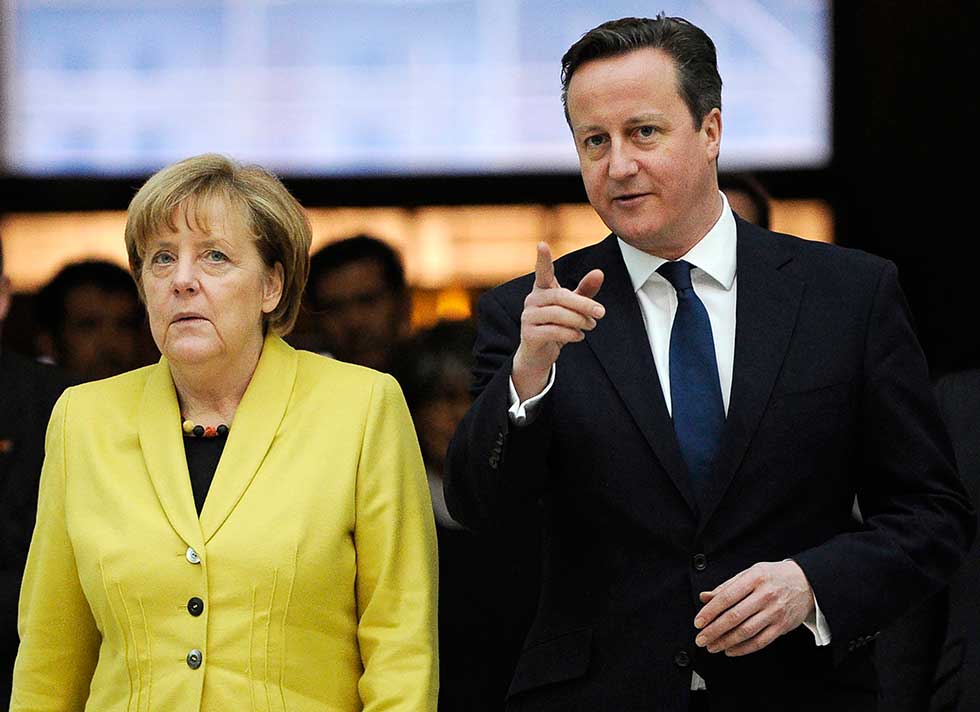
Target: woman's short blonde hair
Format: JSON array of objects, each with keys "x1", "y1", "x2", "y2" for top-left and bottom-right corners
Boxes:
[{"x1": 124, "y1": 153, "x2": 311, "y2": 335}]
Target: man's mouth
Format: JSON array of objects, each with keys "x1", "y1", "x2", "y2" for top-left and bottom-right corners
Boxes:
[{"x1": 612, "y1": 192, "x2": 650, "y2": 205}]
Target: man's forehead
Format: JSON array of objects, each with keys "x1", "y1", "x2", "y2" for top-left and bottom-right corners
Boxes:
[{"x1": 567, "y1": 47, "x2": 681, "y2": 117}]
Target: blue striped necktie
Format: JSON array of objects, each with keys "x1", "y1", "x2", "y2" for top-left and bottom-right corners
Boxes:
[{"x1": 656, "y1": 260, "x2": 725, "y2": 492}]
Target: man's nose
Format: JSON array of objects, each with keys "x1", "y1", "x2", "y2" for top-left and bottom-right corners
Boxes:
[{"x1": 607, "y1": 140, "x2": 639, "y2": 181}]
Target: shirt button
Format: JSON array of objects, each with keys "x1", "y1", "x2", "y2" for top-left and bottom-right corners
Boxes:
[
  {"x1": 674, "y1": 650, "x2": 691, "y2": 668},
  {"x1": 692, "y1": 553, "x2": 708, "y2": 571},
  {"x1": 187, "y1": 597, "x2": 204, "y2": 616},
  {"x1": 186, "y1": 649, "x2": 203, "y2": 669},
  {"x1": 185, "y1": 547, "x2": 201, "y2": 564}
]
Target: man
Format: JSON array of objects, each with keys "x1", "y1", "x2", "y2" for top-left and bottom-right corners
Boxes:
[
  {"x1": 306, "y1": 235, "x2": 411, "y2": 373},
  {"x1": 35, "y1": 260, "x2": 145, "y2": 381},
  {"x1": 445, "y1": 15, "x2": 974, "y2": 711},
  {"x1": 0, "y1": 239, "x2": 75, "y2": 706}
]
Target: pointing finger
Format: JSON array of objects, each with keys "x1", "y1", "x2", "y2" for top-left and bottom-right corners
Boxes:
[{"x1": 534, "y1": 242, "x2": 558, "y2": 289}]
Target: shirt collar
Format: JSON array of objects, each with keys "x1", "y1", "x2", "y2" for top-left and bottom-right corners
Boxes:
[{"x1": 617, "y1": 191, "x2": 738, "y2": 293}]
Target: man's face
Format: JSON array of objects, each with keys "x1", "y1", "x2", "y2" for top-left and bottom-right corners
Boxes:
[
  {"x1": 566, "y1": 48, "x2": 722, "y2": 257},
  {"x1": 314, "y1": 259, "x2": 407, "y2": 371},
  {"x1": 58, "y1": 284, "x2": 143, "y2": 380}
]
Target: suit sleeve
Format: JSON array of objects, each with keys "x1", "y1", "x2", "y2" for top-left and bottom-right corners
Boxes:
[
  {"x1": 11, "y1": 390, "x2": 100, "y2": 712},
  {"x1": 793, "y1": 261, "x2": 976, "y2": 661},
  {"x1": 354, "y1": 373, "x2": 439, "y2": 711},
  {"x1": 444, "y1": 287, "x2": 553, "y2": 533}
]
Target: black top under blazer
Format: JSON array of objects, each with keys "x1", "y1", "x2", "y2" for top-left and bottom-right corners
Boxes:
[{"x1": 445, "y1": 218, "x2": 975, "y2": 712}]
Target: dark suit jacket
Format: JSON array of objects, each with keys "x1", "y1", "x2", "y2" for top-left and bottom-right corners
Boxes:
[
  {"x1": 0, "y1": 351, "x2": 75, "y2": 707},
  {"x1": 928, "y1": 370, "x2": 980, "y2": 711},
  {"x1": 436, "y1": 517, "x2": 539, "y2": 712},
  {"x1": 445, "y1": 220, "x2": 975, "y2": 712}
]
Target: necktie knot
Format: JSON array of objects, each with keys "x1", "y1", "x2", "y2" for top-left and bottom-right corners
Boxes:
[{"x1": 657, "y1": 260, "x2": 694, "y2": 292}]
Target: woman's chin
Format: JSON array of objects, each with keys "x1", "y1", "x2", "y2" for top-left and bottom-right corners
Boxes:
[{"x1": 163, "y1": 337, "x2": 222, "y2": 368}]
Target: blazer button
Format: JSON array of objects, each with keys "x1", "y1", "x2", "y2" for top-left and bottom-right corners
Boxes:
[
  {"x1": 692, "y1": 553, "x2": 708, "y2": 571},
  {"x1": 674, "y1": 650, "x2": 691, "y2": 668},
  {"x1": 185, "y1": 547, "x2": 201, "y2": 564},
  {"x1": 186, "y1": 649, "x2": 203, "y2": 669},
  {"x1": 187, "y1": 597, "x2": 204, "y2": 616}
]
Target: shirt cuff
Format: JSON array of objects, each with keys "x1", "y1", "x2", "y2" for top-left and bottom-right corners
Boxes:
[
  {"x1": 507, "y1": 365, "x2": 556, "y2": 426},
  {"x1": 803, "y1": 592, "x2": 832, "y2": 646}
]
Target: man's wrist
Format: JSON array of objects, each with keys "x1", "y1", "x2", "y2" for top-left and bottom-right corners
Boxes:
[{"x1": 512, "y1": 359, "x2": 552, "y2": 403}]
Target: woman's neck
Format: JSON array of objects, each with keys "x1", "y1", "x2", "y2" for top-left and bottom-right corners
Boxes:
[{"x1": 170, "y1": 338, "x2": 264, "y2": 426}]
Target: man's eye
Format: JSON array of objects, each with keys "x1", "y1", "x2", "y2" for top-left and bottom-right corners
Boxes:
[
  {"x1": 585, "y1": 135, "x2": 606, "y2": 148},
  {"x1": 636, "y1": 126, "x2": 656, "y2": 139}
]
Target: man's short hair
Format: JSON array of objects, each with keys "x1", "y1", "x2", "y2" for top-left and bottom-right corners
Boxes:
[
  {"x1": 36, "y1": 260, "x2": 139, "y2": 335},
  {"x1": 306, "y1": 235, "x2": 406, "y2": 309},
  {"x1": 561, "y1": 14, "x2": 722, "y2": 129}
]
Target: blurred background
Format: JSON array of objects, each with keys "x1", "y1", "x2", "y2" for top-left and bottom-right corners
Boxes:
[{"x1": 0, "y1": 0, "x2": 976, "y2": 372}]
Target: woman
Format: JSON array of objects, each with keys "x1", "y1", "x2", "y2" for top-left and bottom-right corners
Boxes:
[{"x1": 11, "y1": 154, "x2": 438, "y2": 711}]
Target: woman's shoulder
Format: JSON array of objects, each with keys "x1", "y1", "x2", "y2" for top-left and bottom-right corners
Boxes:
[
  {"x1": 293, "y1": 350, "x2": 402, "y2": 399},
  {"x1": 61, "y1": 364, "x2": 157, "y2": 413}
]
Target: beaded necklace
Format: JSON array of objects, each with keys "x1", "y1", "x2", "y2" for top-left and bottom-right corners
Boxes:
[{"x1": 181, "y1": 417, "x2": 229, "y2": 439}]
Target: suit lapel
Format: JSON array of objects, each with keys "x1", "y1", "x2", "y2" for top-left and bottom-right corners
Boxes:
[
  {"x1": 579, "y1": 236, "x2": 699, "y2": 515},
  {"x1": 138, "y1": 357, "x2": 204, "y2": 550},
  {"x1": 697, "y1": 222, "x2": 804, "y2": 529},
  {"x1": 199, "y1": 335, "x2": 297, "y2": 542}
]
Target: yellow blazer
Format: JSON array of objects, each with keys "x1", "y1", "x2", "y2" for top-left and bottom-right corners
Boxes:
[{"x1": 12, "y1": 335, "x2": 438, "y2": 711}]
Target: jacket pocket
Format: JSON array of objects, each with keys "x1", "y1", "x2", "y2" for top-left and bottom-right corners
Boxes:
[{"x1": 507, "y1": 627, "x2": 593, "y2": 698}]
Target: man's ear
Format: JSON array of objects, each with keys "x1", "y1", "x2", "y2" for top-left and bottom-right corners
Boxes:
[{"x1": 702, "y1": 108, "x2": 722, "y2": 162}]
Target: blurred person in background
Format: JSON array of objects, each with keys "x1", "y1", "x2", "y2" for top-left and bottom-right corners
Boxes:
[
  {"x1": 35, "y1": 260, "x2": 146, "y2": 381},
  {"x1": 0, "y1": 237, "x2": 75, "y2": 708},
  {"x1": 11, "y1": 154, "x2": 438, "y2": 711},
  {"x1": 401, "y1": 319, "x2": 538, "y2": 712},
  {"x1": 306, "y1": 235, "x2": 411, "y2": 373},
  {"x1": 719, "y1": 173, "x2": 771, "y2": 229}
]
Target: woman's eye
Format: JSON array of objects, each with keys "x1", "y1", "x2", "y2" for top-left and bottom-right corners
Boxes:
[
  {"x1": 637, "y1": 126, "x2": 656, "y2": 139},
  {"x1": 206, "y1": 250, "x2": 228, "y2": 262},
  {"x1": 151, "y1": 252, "x2": 174, "y2": 265}
]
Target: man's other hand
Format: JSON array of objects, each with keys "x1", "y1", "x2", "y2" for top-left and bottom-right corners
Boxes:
[
  {"x1": 512, "y1": 242, "x2": 604, "y2": 401},
  {"x1": 693, "y1": 560, "x2": 816, "y2": 657}
]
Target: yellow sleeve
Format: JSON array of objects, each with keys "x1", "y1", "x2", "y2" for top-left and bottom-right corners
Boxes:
[
  {"x1": 354, "y1": 373, "x2": 439, "y2": 711},
  {"x1": 11, "y1": 390, "x2": 100, "y2": 712}
]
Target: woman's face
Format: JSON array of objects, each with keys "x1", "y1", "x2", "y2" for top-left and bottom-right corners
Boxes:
[{"x1": 141, "y1": 198, "x2": 283, "y2": 370}]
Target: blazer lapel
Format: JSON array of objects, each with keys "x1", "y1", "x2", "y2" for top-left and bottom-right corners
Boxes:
[
  {"x1": 139, "y1": 358, "x2": 204, "y2": 550},
  {"x1": 199, "y1": 335, "x2": 298, "y2": 542},
  {"x1": 697, "y1": 222, "x2": 804, "y2": 529},
  {"x1": 580, "y1": 236, "x2": 699, "y2": 515}
]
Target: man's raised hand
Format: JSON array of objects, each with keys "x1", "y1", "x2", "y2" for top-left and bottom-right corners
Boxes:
[{"x1": 512, "y1": 242, "x2": 605, "y2": 401}]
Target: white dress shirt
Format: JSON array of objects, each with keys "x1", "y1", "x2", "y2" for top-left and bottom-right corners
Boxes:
[{"x1": 506, "y1": 193, "x2": 830, "y2": 689}]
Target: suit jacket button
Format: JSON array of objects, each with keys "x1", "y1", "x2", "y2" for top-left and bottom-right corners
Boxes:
[
  {"x1": 674, "y1": 650, "x2": 691, "y2": 668},
  {"x1": 186, "y1": 649, "x2": 203, "y2": 669},
  {"x1": 187, "y1": 597, "x2": 204, "y2": 616},
  {"x1": 692, "y1": 554, "x2": 708, "y2": 571},
  {"x1": 186, "y1": 547, "x2": 201, "y2": 564}
]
